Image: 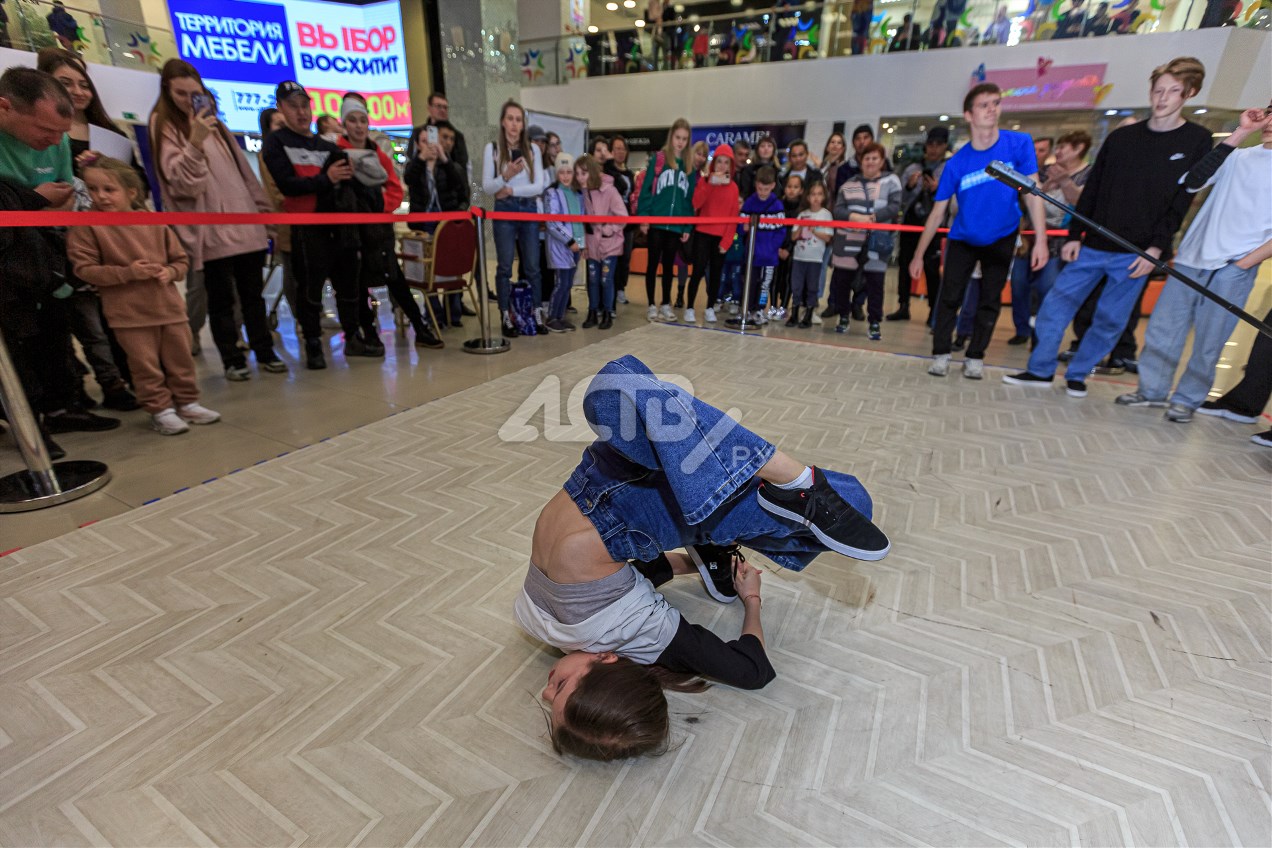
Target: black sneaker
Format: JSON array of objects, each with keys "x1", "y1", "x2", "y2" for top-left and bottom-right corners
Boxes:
[
  {"x1": 687, "y1": 543, "x2": 742, "y2": 603},
  {"x1": 951, "y1": 334, "x2": 968, "y2": 351},
  {"x1": 1002, "y1": 371, "x2": 1053, "y2": 387},
  {"x1": 851, "y1": 305, "x2": 866, "y2": 322},
  {"x1": 1007, "y1": 335, "x2": 1029, "y2": 346},
  {"x1": 756, "y1": 468, "x2": 891, "y2": 561},
  {"x1": 305, "y1": 339, "x2": 327, "y2": 370},
  {"x1": 1197, "y1": 400, "x2": 1259, "y2": 424},
  {"x1": 1252, "y1": 430, "x2": 1272, "y2": 448},
  {"x1": 1058, "y1": 348, "x2": 1076, "y2": 363},
  {"x1": 101, "y1": 383, "x2": 140, "y2": 411},
  {"x1": 43, "y1": 408, "x2": 121, "y2": 433},
  {"x1": 1093, "y1": 359, "x2": 1125, "y2": 376},
  {"x1": 1066, "y1": 379, "x2": 1088, "y2": 398},
  {"x1": 344, "y1": 335, "x2": 384, "y2": 358},
  {"x1": 885, "y1": 308, "x2": 910, "y2": 321},
  {"x1": 415, "y1": 326, "x2": 445, "y2": 349}
]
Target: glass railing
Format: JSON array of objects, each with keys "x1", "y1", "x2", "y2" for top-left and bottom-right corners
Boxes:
[
  {"x1": 1, "y1": 0, "x2": 177, "y2": 72},
  {"x1": 520, "y1": 0, "x2": 1270, "y2": 86}
]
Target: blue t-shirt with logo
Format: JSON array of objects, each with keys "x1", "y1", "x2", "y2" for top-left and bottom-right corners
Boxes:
[{"x1": 935, "y1": 129, "x2": 1037, "y2": 246}]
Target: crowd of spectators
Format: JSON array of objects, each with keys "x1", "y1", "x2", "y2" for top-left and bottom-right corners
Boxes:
[{"x1": 0, "y1": 50, "x2": 1268, "y2": 460}]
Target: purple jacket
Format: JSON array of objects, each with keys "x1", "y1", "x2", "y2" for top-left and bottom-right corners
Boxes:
[{"x1": 545, "y1": 184, "x2": 585, "y2": 270}]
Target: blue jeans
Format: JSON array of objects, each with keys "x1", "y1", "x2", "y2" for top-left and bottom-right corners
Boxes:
[
  {"x1": 567, "y1": 355, "x2": 876, "y2": 572},
  {"x1": 1009, "y1": 255, "x2": 1062, "y2": 337},
  {"x1": 493, "y1": 196, "x2": 542, "y2": 313},
  {"x1": 1029, "y1": 246, "x2": 1148, "y2": 380},
  {"x1": 1137, "y1": 261, "x2": 1259, "y2": 409},
  {"x1": 549, "y1": 264, "x2": 576, "y2": 321},
  {"x1": 587, "y1": 256, "x2": 617, "y2": 313},
  {"x1": 956, "y1": 278, "x2": 979, "y2": 338}
]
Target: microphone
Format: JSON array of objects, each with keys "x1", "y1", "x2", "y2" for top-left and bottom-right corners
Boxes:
[{"x1": 986, "y1": 161, "x2": 1036, "y2": 192}]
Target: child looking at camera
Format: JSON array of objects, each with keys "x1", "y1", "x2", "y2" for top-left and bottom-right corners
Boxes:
[{"x1": 66, "y1": 157, "x2": 220, "y2": 436}]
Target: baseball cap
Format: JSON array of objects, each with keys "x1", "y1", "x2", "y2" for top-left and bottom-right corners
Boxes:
[
  {"x1": 527, "y1": 124, "x2": 547, "y2": 143},
  {"x1": 274, "y1": 81, "x2": 308, "y2": 103},
  {"x1": 852, "y1": 123, "x2": 875, "y2": 138},
  {"x1": 554, "y1": 152, "x2": 575, "y2": 170},
  {"x1": 925, "y1": 126, "x2": 950, "y2": 144}
]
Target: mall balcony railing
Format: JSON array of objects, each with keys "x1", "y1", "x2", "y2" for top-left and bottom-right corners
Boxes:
[
  {"x1": 0, "y1": 0, "x2": 176, "y2": 72},
  {"x1": 518, "y1": 0, "x2": 1270, "y2": 87}
]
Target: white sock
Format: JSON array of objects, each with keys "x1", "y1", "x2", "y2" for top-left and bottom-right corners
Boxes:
[{"x1": 774, "y1": 466, "x2": 813, "y2": 490}]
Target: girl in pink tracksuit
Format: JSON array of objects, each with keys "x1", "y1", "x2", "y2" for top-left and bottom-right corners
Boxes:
[{"x1": 577, "y1": 154, "x2": 626, "y2": 330}]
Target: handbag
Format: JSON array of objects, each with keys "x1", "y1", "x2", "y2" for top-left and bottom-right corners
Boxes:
[
  {"x1": 858, "y1": 177, "x2": 894, "y2": 259},
  {"x1": 510, "y1": 281, "x2": 538, "y2": 336}
]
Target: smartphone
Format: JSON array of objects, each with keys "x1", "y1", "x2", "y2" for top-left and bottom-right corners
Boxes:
[
  {"x1": 425, "y1": 125, "x2": 439, "y2": 146},
  {"x1": 511, "y1": 149, "x2": 523, "y2": 162},
  {"x1": 191, "y1": 93, "x2": 212, "y2": 115}
]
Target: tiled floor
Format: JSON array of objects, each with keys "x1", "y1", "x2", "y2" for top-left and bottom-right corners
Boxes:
[
  {"x1": 0, "y1": 325, "x2": 1268, "y2": 847},
  {"x1": 2, "y1": 265, "x2": 1269, "y2": 551}
]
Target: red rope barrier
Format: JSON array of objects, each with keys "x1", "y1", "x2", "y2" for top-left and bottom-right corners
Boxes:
[{"x1": 0, "y1": 206, "x2": 1069, "y2": 237}]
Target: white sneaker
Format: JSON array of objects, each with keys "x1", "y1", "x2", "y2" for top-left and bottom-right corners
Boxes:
[
  {"x1": 152, "y1": 408, "x2": 190, "y2": 435},
  {"x1": 963, "y1": 358, "x2": 984, "y2": 380},
  {"x1": 728, "y1": 302, "x2": 740, "y2": 316},
  {"x1": 683, "y1": 307, "x2": 696, "y2": 324},
  {"x1": 617, "y1": 291, "x2": 628, "y2": 304},
  {"x1": 178, "y1": 402, "x2": 221, "y2": 425},
  {"x1": 811, "y1": 310, "x2": 823, "y2": 325},
  {"x1": 754, "y1": 311, "x2": 769, "y2": 326},
  {"x1": 928, "y1": 354, "x2": 951, "y2": 377},
  {"x1": 647, "y1": 304, "x2": 658, "y2": 321},
  {"x1": 704, "y1": 307, "x2": 717, "y2": 323},
  {"x1": 659, "y1": 304, "x2": 676, "y2": 322}
]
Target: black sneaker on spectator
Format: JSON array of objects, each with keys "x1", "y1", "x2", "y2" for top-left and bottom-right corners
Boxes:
[
  {"x1": 1007, "y1": 335, "x2": 1030, "y2": 345},
  {"x1": 1197, "y1": 400, "x2": 1259, "y2": 424},
  {"x1": 951, "y1": 334, "x2": 968, "y2": 351},
  {"x1": 687, "y1": 543, "x2": 742, "y2": 603},
  {"x1": 1115, "y1": 392, "x2": 1167, "y2": 407},
  {"x1": 1094, "y1": 359, "x2": 1125, "y2": 375},
  {"x1": 757, "y1": 468, "x2": 891, "y2": 561},
  {"x1": 415, "y1": 326, "x2": 445, "y2": 349},
  {"x1": 1251, "y1": 430, "x2": 1272, "y2": 447},
  {"x1": 1002, "y1": 372, "x2": 1053, "y2": 387},
  {"x1": 1058, "y1": 348, "x2": 1076, "y2": 362},
  {"x1": 305, "y1": 338, "x2": 327, "y2": 370},
  {"x1": 101, "y1": 381, "x2": 140, "y2": 411},
  {"x1": 1066, "y1": 380, "x2": 1088, "y2": 398},
  {"x1": 43, "y1": 408, "x2": 121, "y2": 433},
  {"x1": 344, "y1": 335, "x2": 383, "y2": 358}
]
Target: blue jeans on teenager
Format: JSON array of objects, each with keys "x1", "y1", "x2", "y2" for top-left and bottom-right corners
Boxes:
[
  {"x1": 568, "y1": 355, "x2": 875, "y2": 572},
  {"x1": 1137, "y1": 261, "x2": 1260, "y2": 410},
  {"x1": 548, "y1": 263, "x2": 576, "y2": 321},
  {"x1": 1028, "y1": 246, "x2": 1149, "y2": 381},
  {"x1": 1009, "y1": 255, "x2": 1062, "y2": 338},
  {"x1": 587, "y1": 256, "x2": 617, "y2": 313},
  {"x1": 493, "y1": 196, "x2": 542, "y2": 313}
]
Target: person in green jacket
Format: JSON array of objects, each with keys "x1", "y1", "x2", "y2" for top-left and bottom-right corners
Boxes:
[{"x1": 638, "y1": 118, "x2": 695, "y2": 322}]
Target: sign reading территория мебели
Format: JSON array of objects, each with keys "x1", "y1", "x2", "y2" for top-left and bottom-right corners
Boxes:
[{"x1": 167, "y1": 0, "x2": 412, "y2": 134}]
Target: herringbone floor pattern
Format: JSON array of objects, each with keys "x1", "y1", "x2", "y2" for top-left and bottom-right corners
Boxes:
[{"x1": 1, "y1": 325, "x2": 1269, "y2": 847}]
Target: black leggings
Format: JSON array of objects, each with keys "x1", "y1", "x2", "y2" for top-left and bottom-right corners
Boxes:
[
  {"x1": 202, "y1": 249, "x2": 274, "y2": 368},
  {"x1": 931, "y1": 234, "x2": 1015, "y2": 359},
  {"x1": 1216, "y1": 306, "x2": 1272, "y2": 416},
  {"x1": 831, "y1": 265, "x2": 885, "y2": 322},
  {"x1": 687, "y1": 230, "x2": 724, "y2": 309},
  {"x1": 645, "y1": 227, "x2": 681, "y2": 306}
]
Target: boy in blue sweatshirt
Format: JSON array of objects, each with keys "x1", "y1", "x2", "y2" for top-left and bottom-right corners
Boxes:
[{"x1": 727, "y1": 165, "x2": 786, "y2": 327}]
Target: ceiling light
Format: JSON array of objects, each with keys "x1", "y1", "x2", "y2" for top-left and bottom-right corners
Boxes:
[
  {"x1": 588, "y1": 25, "x2": 599, "y2": 33},
  {"x1": 635, "y1": 19, "x2": 645, "y2": 27},
  {"x1": 938, "y1": 115, "x2": 948, "y2": 121},
  {"x1": 606, "y1": 2, "x2": 618, "y2": 9},
  {"x1": 1104, "y1": 109, "x2": 1117, "y2": 116},
  {"x1": 1194, "y1": 108, "x2": 1208, "y2": 114},
  {"x1": 693, "y1": 24, "x2": 700, "y2": 31},
  {"x1": 881, "y1": 122, "x2": 889, "y2": 129},
  {"x1": 886, "y1": 127, "x2": 894, "y2": 134},
  {"x1": 624, "y1": 0, "x2": 636, "y2": 7},
  {"x1": 731, "y1": 0, "x2": 743, "y2": 6},
  {"x1": 674, "y1": 3, "x2": 685, "y2": 11}
]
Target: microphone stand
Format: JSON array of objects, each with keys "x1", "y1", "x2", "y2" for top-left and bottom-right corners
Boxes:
[{"x1": 985, "y1": 161, "x2": 1272, "y2": 341}]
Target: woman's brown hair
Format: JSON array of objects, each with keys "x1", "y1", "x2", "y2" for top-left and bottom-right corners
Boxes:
[
  {"x1": 495, "y1": 99, "x2": 536, "y2": 181},
  {"x1": 36, "y1": 48, "x2": 114, "y2": 131},
  {"x1": 659, "y1": 118, "x2": 692, "y2": 171},
  {"x1": 82, "y1": 156, "x2": 148, "y2": 210},
  {"x1": 550, "y1": 658, "x2": 707, "y2": 761},
  {"x1": 576, "y1": 153, "x2": 602, "y2": 191},
  {"x1": 1056, "y1": 129, "x2": 1093, "y2": 158},
  {"x1": 820, "y1": 132, "x2": 847, "y2": 170},
  {"x1": 149, "y1": 59, "x2": 223, "y2": 181}
]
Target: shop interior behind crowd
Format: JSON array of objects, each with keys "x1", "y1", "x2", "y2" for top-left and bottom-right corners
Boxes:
[{"x1": 0, "y1": 0, "x2": 1268, "y2": 548}]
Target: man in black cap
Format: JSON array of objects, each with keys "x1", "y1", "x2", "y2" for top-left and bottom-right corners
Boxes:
[
  {"x1": 891, "y1": 126, "x2": 950, "y2": 322},
  {"x1": 262, "y1": 80, "x2": 382, "y2": 371}
]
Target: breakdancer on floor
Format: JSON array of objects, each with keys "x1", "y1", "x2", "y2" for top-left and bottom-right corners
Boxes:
[{"x1": 517, "y1": 355, "x2": 890, "y2": 761}]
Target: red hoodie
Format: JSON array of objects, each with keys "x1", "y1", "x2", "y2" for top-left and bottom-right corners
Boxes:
[{"x1": 691, "y1": 144, "x2": 741, "y2": 251}]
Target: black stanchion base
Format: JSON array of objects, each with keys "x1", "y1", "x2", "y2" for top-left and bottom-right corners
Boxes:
[
  {"x1": 0, "y1": 461, "x2": 111, "y2": 513},
  {"x1": 462, "y1": 337, "x2": 510, "y2": 355}
]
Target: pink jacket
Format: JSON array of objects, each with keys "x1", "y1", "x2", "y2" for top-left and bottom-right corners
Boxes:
[
  {"x1": 153, "y1": 120, "x2": 271, "y2": 271},
  {"x1": 582, "y1": 174, "x2": 626, "y2": 261}
]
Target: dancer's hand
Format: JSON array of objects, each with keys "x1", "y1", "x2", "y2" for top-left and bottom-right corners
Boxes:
[{"x1": 733, "y1": 559, "x2": 761, "y2": 602}]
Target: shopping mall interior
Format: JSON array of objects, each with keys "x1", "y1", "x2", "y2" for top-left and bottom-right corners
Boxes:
[{"x1": 0, "y1": 1, "x2": 1270, "y2": 845}]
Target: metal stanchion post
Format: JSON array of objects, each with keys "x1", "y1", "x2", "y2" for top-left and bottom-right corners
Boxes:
[
  {"x1": 463, "y1": 212, "x2": 510, "y2": 355},
  {"x1": 0, "y1": 327, "x2": 110, "y2": 512},
  {"x1": 733, "y1": 213, "x2": 760, "y2": 334}
]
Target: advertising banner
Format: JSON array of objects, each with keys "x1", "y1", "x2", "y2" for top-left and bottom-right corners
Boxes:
[
  {"x1": 984, "y1": 63, "x2": 1109, "y2": 112},
  {"x1": 691, "y1": 123, "x2": 807, "y2": 151},
  {"x1": 168, "y1": 0, "x2": 412, "y2": 133}
]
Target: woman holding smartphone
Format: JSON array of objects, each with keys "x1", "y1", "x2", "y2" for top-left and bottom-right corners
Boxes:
[
  {"x1": 149, "y1": 59, "x2": 284, "y2": 380},
  {"x1": 482, "y1": 99, "x2": 551, "y2": 338}
]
